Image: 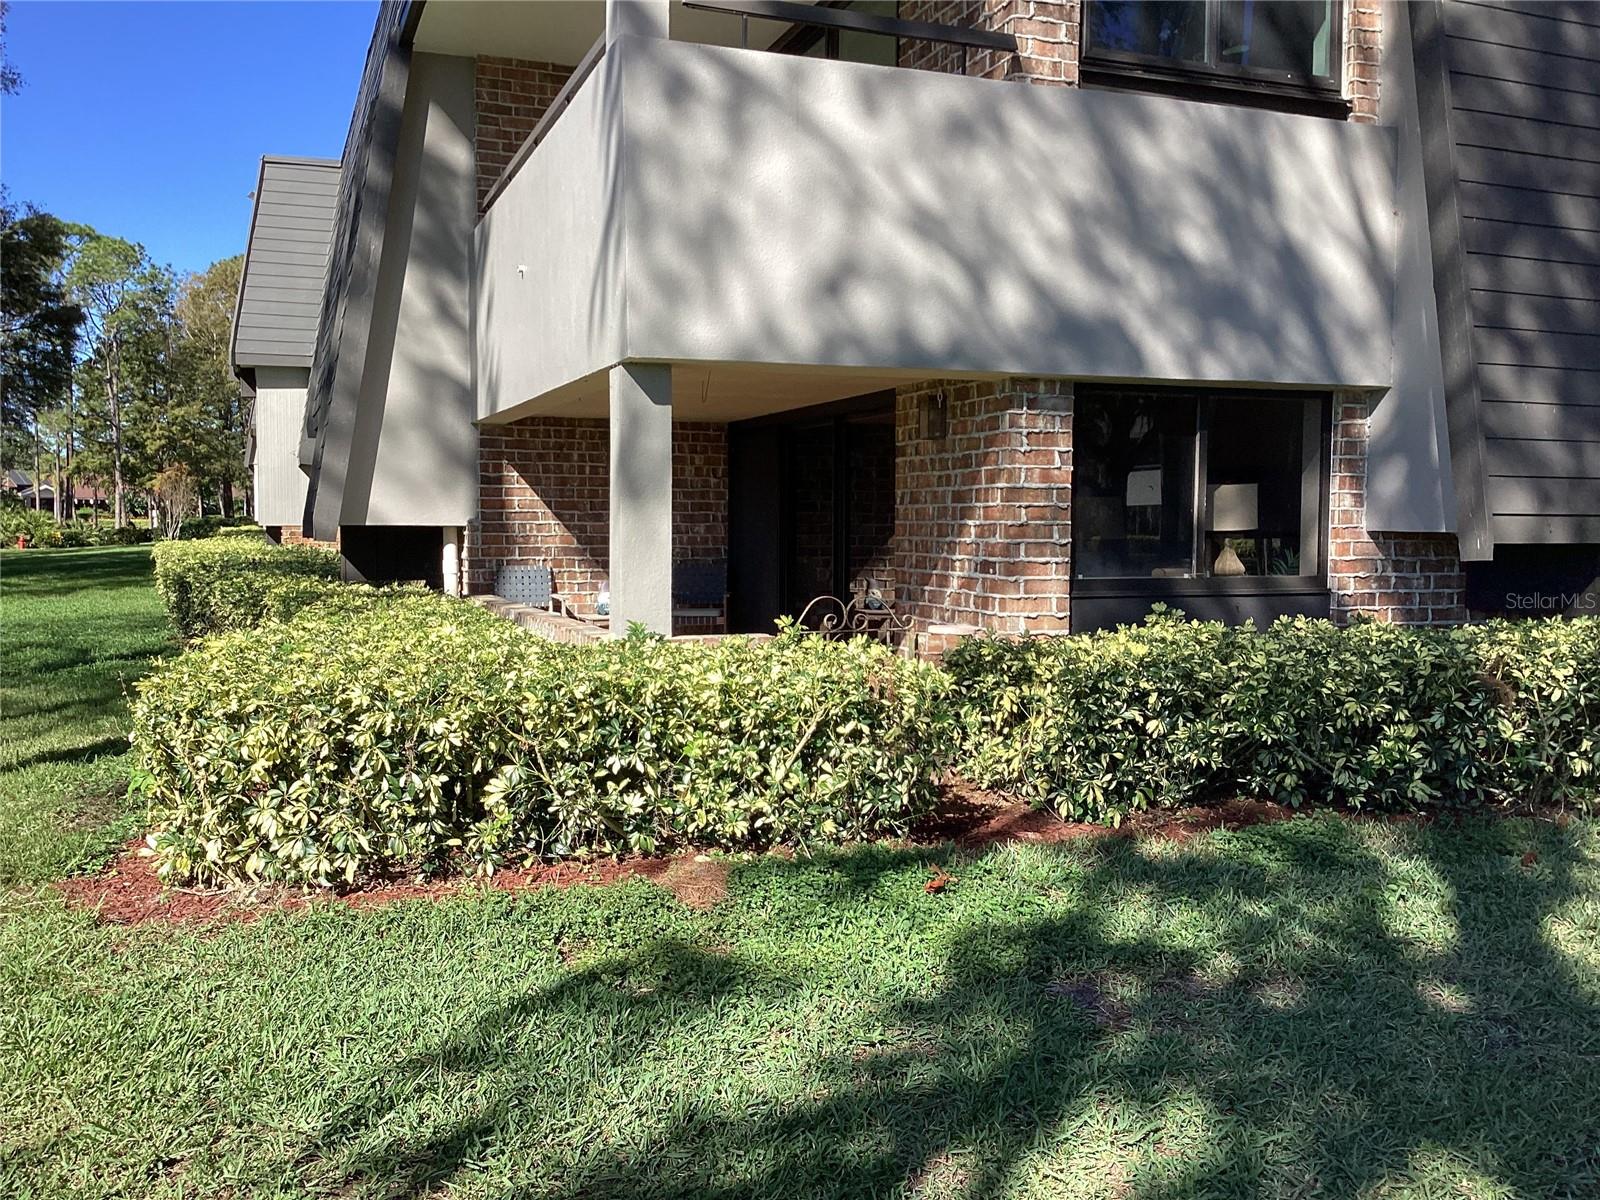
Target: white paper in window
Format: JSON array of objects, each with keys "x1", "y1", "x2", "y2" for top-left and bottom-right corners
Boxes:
[{"x1": 1125, "y1": 467, "x2": 1162, "y2": 507}]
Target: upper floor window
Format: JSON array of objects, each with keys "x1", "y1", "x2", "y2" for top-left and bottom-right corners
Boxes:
[{"x1": 1083, "y1": 1, "x2": 1344, "y2": 113}]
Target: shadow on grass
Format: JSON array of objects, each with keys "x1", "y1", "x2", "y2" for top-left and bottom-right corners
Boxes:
[
  {"x1": 299, "y1": 817, "x2": 1600, "y2": 1199},
  {"x1": 2, "y1": 735, "x2": 133, "y2": 774}
]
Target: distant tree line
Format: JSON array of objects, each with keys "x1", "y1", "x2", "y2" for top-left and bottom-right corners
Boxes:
[
  {"x1": 1, "y1": 12, "x2": 252, "y2": 530},
  {"x1": 1, "y1": 197, "x2": 251, "y2": 527}
]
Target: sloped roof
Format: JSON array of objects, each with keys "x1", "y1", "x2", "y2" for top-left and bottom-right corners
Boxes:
[{"x1": 231, "y1": 156, "x2": 341, "y2": 372}]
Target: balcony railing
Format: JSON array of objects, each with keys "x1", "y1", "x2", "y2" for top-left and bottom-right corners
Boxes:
[
  {"x1": 683, "y1": 0, "x2": 1017, "y2": 56},
  {"x1": 478, "y1": 2, "x2": 1017, "y2": 216},
  {"x1": 480, "y1": 33, "x2": 608, "y2": 214}
]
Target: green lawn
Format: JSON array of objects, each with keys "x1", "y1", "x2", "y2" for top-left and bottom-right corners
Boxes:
[
  {"x1": 0, "y1": 546, "x2": 171, "y2": 883},
  {"x1": 4, "y1": 549, "x2": 1600, "y2": 1199}
]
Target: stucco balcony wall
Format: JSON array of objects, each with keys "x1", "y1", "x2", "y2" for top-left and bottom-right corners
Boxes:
[{"x1": 474, "y1": 34, "x2": 1400, "y2": 417}]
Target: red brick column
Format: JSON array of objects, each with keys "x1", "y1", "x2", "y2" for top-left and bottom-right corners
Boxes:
[
  {"x1": 472, "y1": 418, "x2": 729, "y2": 632},
  {"x1": 1328, "y1": 391, "x2": 1466, "y2": 625},
  {"x1": 893, "y1": 378, "x2": 1073, "y2": 637},
  {"x1": 1345, "y1": 0, "x2": 1382, "y2": 123}
]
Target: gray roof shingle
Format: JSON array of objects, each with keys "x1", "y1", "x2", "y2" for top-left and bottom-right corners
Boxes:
[{"x1": 231, "y1": 156, "x2": 340, "y2": 370}]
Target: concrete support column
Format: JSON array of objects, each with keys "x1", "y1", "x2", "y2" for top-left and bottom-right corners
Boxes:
[
  {"x1": 609, "y1": 363, "x2": 673, "y2": 635},
  {"x1": 606, "y1": 0, "x2": 669, "y2": 44}
]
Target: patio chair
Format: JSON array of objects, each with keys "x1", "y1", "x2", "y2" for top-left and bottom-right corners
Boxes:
[
  {"x1": 495, "y1": 563, "x2": 588, "y2": 621},
  {"x1": 672, "y1": 560, "x2": 728, "y2": 627}
]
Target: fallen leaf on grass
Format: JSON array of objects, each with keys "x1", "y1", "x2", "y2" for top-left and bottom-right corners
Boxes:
[{"x1": 925, "y1": 866, "x2": 954, "y2": 894}]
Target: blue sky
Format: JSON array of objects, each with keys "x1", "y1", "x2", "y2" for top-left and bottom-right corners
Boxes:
[{"x1": 2, "y1": 0, "x2": 377, "y2": 277}]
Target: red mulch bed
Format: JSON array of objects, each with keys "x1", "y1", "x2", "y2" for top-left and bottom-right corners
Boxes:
[
  {"x1": 907, "y1": 782, "x2": 1305, "y2": 848},
  {"x1": 56, "y1": 852, "x2": 674, "y2": 930},
  {"x1": 54, "y1": 787, "x2": 1408, "y2": 930}
]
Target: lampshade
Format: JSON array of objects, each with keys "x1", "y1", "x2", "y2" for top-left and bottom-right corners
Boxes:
[{"x1": 1207, "y1": 483, "x2": 1259, "y2": 532}]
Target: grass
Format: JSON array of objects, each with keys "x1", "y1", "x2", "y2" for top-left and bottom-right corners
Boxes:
[
  {"x1": 4, "y1": 549, "x2": 1600, "y2": 1199},
  {"x1": 0, "y1": 546, "x2": 172, "y2": 882}
]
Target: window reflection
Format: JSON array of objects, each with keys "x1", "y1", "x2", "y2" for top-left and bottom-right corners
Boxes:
[
  {"x1": 1074, "y1": 395, "x2": 1197, "y2": 579},
  {"x1": 1085, "y1": 0, "x2": 1340, "y2": 90},
  {"x1": 1088, "y1": 1, "x2": 1209, "y2": 63},
  {"x1": 1217, "y1": 2, "x2": 1334, "y2": 76},
  {"x1": 1203, "y1": 394, "x2": 1308, "y2": 579}
]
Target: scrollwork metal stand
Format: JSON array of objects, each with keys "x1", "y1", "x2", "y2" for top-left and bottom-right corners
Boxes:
[{"x1": 794, "y1": 590, "x2": 913, "y2": 646}]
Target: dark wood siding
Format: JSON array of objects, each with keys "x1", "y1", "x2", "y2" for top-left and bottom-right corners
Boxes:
[
  {"x1": 1438, "y1": 0, "x2": 1600, "y2": 546},
  {"x1": 1482, "y1": 401, "x2": 1600, "y2": 442}
]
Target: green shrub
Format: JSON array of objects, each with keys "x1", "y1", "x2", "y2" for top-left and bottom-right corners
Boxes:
[
  {"x1": 171, "y1": 515, "x2": 262, "y2": 541},
  {"x1": 0, "y1": 504, "x2": 163, "y2": 548},
  {"x1": 132, "y1": 595, "x2": 951, "y2": 886},
  {"x1": 152, "y1": 538, "x2": 342, "y2": 639},
  {"x1": 1, "y1": 503, "x2": 60, "y2": 547},
  {"x1": 1460, "y1": 618, "x2": 1600, "y2": 806},
  {"x1": 948, "y1": 611, "x2": 1600, "y2": 823},
  {"x1": 950, "y1": 612, "x2": 1239, "y2": 821},
  {"x1": 100, "y1": 524, "x2": 154, "y2": 546}
]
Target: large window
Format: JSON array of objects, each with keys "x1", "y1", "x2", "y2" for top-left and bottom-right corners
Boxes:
[
  {"x1": 1083, "y1": 1, "x2": 1342, "y2": 109},
  {"x1": 1072, "y1": 389, "x2": 1327, "y2": 584}
]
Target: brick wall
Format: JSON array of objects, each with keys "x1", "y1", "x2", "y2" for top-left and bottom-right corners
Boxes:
[
  {"x1": 472, "y1": 390, "x2": 1464, "y2": 642},
  {"x1": 849, "y1": 420, "x2": 897, "y2": 598},
  {"x1": 273, "y1": 525, "x2": 338, "y2": 551},
  {"x1": 1328, "y1": 392, "x2": 1466, "y2": 625},
  {"x1": 893, "y1": 378, "x2": 1073, "y2": 635},
  {"x1": 1344, "y1": 0, "x2": 1382, "y2": 123},
  {"x1": 473, "y1": 418, "x2": 730, "y2": 630},
  {"x1": 474, "y1": 56, "x2": 575, "y2": 213},
  {"x1": 674, "y1": 423, "x2": 730, "y2": 562},
  {"x1": 897, "y1": 1, "x2": 1375, "y2": 117},
  {"x1": 890, "y1": 381, "x2": 1465, "y2": 638},
  {"x1": 897, "y1": 1, "x2": 1079, "y2": 83},
  {"x1": 474, "y1": 419, "x2": 609, "y2": 604}
]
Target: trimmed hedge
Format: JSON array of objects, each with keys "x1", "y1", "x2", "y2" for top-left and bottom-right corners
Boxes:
[
  {"x1": 56, "y1": 523, "x2": 158, "y2": 547},
  {"x1": 173, "y1": 515, "x2": 262, "y2": 540},
  {"x1": 132, "y1": 595, "x2": 951, "y2": 886},
  {"x1": 949, "y1": 610, "x2": 1600, "y2": 823},
  {"x1": 152, "y1": 538, "x2": 342, "y2": 639}
]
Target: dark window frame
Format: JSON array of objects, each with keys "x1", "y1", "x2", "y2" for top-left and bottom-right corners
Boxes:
[
  {"x1": 1081, "y1": 1, "x2": 1349, "y2": 117},
  {"x1": 1070, "y1": 385, "x2": 1332, "y2": 598}
]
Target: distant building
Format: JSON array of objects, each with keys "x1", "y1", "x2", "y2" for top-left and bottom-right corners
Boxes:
[{"x1": 230, "y1": 156, "x2": 340, "y2": 548}]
